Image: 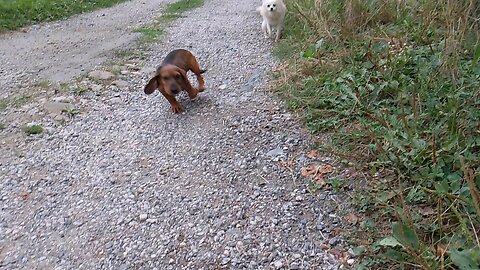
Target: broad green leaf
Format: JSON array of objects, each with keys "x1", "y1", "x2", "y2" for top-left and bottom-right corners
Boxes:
[
  {"x1": 378, "y1": 237, "x2": 402, "y2": 247},
  {"x1": 353, "y1": 246, "x2": 366, "y2": 256},
  {"x1": 392, "y1": 222, "x2": 420, "y2": 251},
  {"x1": 301, "y1": 44, "x2": 317, "y2": 59},
  {"x1": 449, "y1": 248, "x2": 480, "y2": 270},
  {"x1": 434, "y1": 179, "x2": 449, "y2": 193},
  {"x1": 384, "y1": 248, "x2": 407, "y2": 261},
  {"x1": 355, "y1": 264, "x2": 366, "y2": 270},
  {"x1": 473, "y1": 43, "x2": 480, "y2": 68}
]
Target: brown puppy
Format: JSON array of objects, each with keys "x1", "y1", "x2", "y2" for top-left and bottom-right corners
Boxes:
[{"x1": 144, "y1": 49, "x2": 206, "y2": 113}]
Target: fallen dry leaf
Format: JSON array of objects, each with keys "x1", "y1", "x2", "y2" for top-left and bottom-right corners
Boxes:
[
  {"x1": 318, "y1": 164, "x2": 333, "y2": 174},
  {"x1": 307, "y1": 149, "x2": 319, "y2": 159},
  {"x1": 418, "y1": 207, "x2": 435, "y2": 216},
  {"x1": 279, "y1": 159, "x2": 296, "y2": 168},
  {"x1": 300, "y1": 164, "x2": 334, "y2": 178},
  {"x1": 345, "y1": 213, "x2": 359, "y2": 224},
  {"x1": 300, "y1": 164, "x2": 317, "y2": 177},
  {"x1": 436, "y1": 243, "x2": 448, "y2": 257},
  {"x1": 19, "y1": 191, "x2": 30, "y2": 200},
  {"x1": 320, "y1": 243, "x2": 330, "y2": 250},
  {"x1": 272, "y1": 63, "x2": 289, "y2": 72},
  {"x1": 329, "y1": 248, "x2": 344, "y2": 258},
  {"x1": 315, "y1": 177, "x2": 326, "y2": 186}
]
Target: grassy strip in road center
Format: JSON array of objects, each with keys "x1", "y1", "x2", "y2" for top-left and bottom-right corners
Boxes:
[{"x1": 133, "y1": 0, "x2": 204, "y2": 44}]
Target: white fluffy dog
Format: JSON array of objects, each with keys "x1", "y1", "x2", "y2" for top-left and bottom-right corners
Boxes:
[{"x1": 256, "y1": 0, "x2": 287, "y2": 42}]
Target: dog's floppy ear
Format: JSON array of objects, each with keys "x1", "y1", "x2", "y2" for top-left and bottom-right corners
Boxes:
[
  {"x1": 144, "y1": 66, "x2": 164, "y2": 94},
  {"x1": 144, "y1": 76, "x2": 159, "y2": 95}
]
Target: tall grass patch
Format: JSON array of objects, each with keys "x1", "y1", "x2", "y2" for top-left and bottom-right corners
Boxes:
[
  {"x1": 0, "y1": 0, "x2": 130, "y2": 32},
  {"x1": 276, "y1": 0, "x2": 479, "y2": 268}
]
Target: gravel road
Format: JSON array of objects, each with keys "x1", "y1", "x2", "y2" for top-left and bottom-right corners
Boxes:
[
  {"x1": 0, "y1": 0, "x2": 349, "y2": 269},
  {"x1": 0, "y1": 0, "x2": 175, "y2": 94}
]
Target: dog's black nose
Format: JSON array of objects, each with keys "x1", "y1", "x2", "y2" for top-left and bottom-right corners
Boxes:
[
  {"x1": 171, "y1": 87, "x2": 179, "y2": 94},
  {"x1": 270, "y1": 7, "x2": 274, "y2": 11}
]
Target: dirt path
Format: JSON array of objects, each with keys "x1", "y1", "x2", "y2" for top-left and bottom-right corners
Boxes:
[
  {"x1": 0, "y1": 0, "x2": 174, "y2": 94},
  {"x1": 0, "y1": 0, "x2": 348, "y2": 269}
]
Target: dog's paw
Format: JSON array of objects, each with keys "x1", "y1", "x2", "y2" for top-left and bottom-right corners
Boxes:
[
  {"x1": 188, "y1": 88, "x2": 199, "y2": 99},
  {"x1": 171, "y1": 104, "x2": 184, "y2": 113}
]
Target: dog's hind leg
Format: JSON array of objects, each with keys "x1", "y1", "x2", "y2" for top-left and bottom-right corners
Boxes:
[
  {"x1": 188, "y1": 57, "x2": 206, "y2": 92},
  {"x1": 275, "y1": 25, "x2": 283, "y2": 42}
]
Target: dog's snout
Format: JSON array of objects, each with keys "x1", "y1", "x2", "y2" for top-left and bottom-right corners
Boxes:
[
  {"x1": 171, "y1": 86, "x2": 179, "y2": 94},
  {"x1": 270, "y1": 7, "x2": 274, "y2": 11}
]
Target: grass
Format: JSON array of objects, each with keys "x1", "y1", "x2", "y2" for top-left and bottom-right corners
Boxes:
[
  {"x1": 275, "y1": 0, "x2": 479, "y2": 269},
  {"x1": 22, "y1": 125, "x2": 43, "y2": 135},
  {"x1": 0, "y1": 98, "x2": 8, "y2": 111},
  {"x1": 0, "y1": 0, "x2": 129, "y2": 32},
  {"x1": 0, "y1": 95, "x2": 33, "y2": 111},
  {"x1": 32, "y1": 80, "x2": 50, "y2": 89},
  {"x1": 134, "y1": 26, "x2": 164, "y2": 44},
  {"x1": 62, "y1": 107, "x2": 79, "y2": 118},
  {"x1": 11, "y1": 95, "x2": 32, "y2": 107},
  {"x1": 133, "y1": 0, "x2": 204, "y2": 44},
  {"x1": 113, "y1": 49, "x2": 145, "y2": 60}
]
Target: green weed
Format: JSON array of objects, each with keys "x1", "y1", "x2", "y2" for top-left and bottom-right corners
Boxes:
[
  {"x1": 134, "y1": 26, "x2": 164, "y2": 43},
  {"x1": 62, "y1": 107, "x2": 79, "y2": 118},
  {"x1": 11, "y1": 95, "x2": 32, "y2": 107},
  {"x1": 113, "y1": 49, "x2": 145, "y2": 60},
  {"x1": 164, "y1": 0, "x2": 204, "y2": 15},
  {"x1": 22, "y1": 125, "x2": 43, "y2": 135},
  {"x1": 0, "y1": 98, "x2": 8, "y2": 111},
  {"x1": 0, "y1": 95, "x2": 33, "y2": 110},
  {"x1": 33, "y1": 80, "x2": 50, "y2": 88}
]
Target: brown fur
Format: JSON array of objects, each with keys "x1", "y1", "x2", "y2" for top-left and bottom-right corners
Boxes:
[{"x1": 144, "y1": 49, "x2": 206, "y2": 113}]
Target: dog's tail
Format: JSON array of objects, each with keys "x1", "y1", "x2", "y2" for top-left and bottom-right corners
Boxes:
[{"x1": 200, "y1": 69, "x2": 207, "y2": 74}]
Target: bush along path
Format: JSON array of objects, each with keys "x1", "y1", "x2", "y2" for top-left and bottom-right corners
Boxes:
[{"x1": 0, "y1": 0, "x2": 353, "y2": 269}]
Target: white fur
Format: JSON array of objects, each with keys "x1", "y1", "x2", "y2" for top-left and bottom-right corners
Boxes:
[{"x1": 256, "y1": 0, "x2": 286, "y2": 42}]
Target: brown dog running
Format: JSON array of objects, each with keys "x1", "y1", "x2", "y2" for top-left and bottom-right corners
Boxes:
[{"x1": 144, "y1": 49, "x2": 206, "y2": 113}]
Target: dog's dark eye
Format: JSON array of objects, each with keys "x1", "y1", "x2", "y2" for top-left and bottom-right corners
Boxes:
[
  {"x1": 175, "y1": 74, "x2": 181, "y2": 80},
  {"x1": 267, "y1": 4, "x2": 270, "y2": 7},
  {"x1": 272, "y1": 4, "x2": 276, "y2": 7},
  {"x1": 161, "y1": 76, "x2": 169, "y2": 80}
]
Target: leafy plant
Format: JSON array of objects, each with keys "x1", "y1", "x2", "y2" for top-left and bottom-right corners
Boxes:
[
  {"x1": 62, "y1": 107, "x2": 79, "y2": 118},
  {"x1": 22, "y1": 125, "x2": 43, "y2": 135}
]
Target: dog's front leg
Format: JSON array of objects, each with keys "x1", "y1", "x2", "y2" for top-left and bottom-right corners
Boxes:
[
  {"x1": 161, "y1": 92, "x2": 183, "y2": 113},
  {"x1": 181, "y1": 78, "x2": 199, "y2": 99},
  {"x1": 266, "y1": 22, "x2": 272, "y2": 38},
  {"x1": 262, "y1": 20, "x2": 269, "y2": 39}
]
